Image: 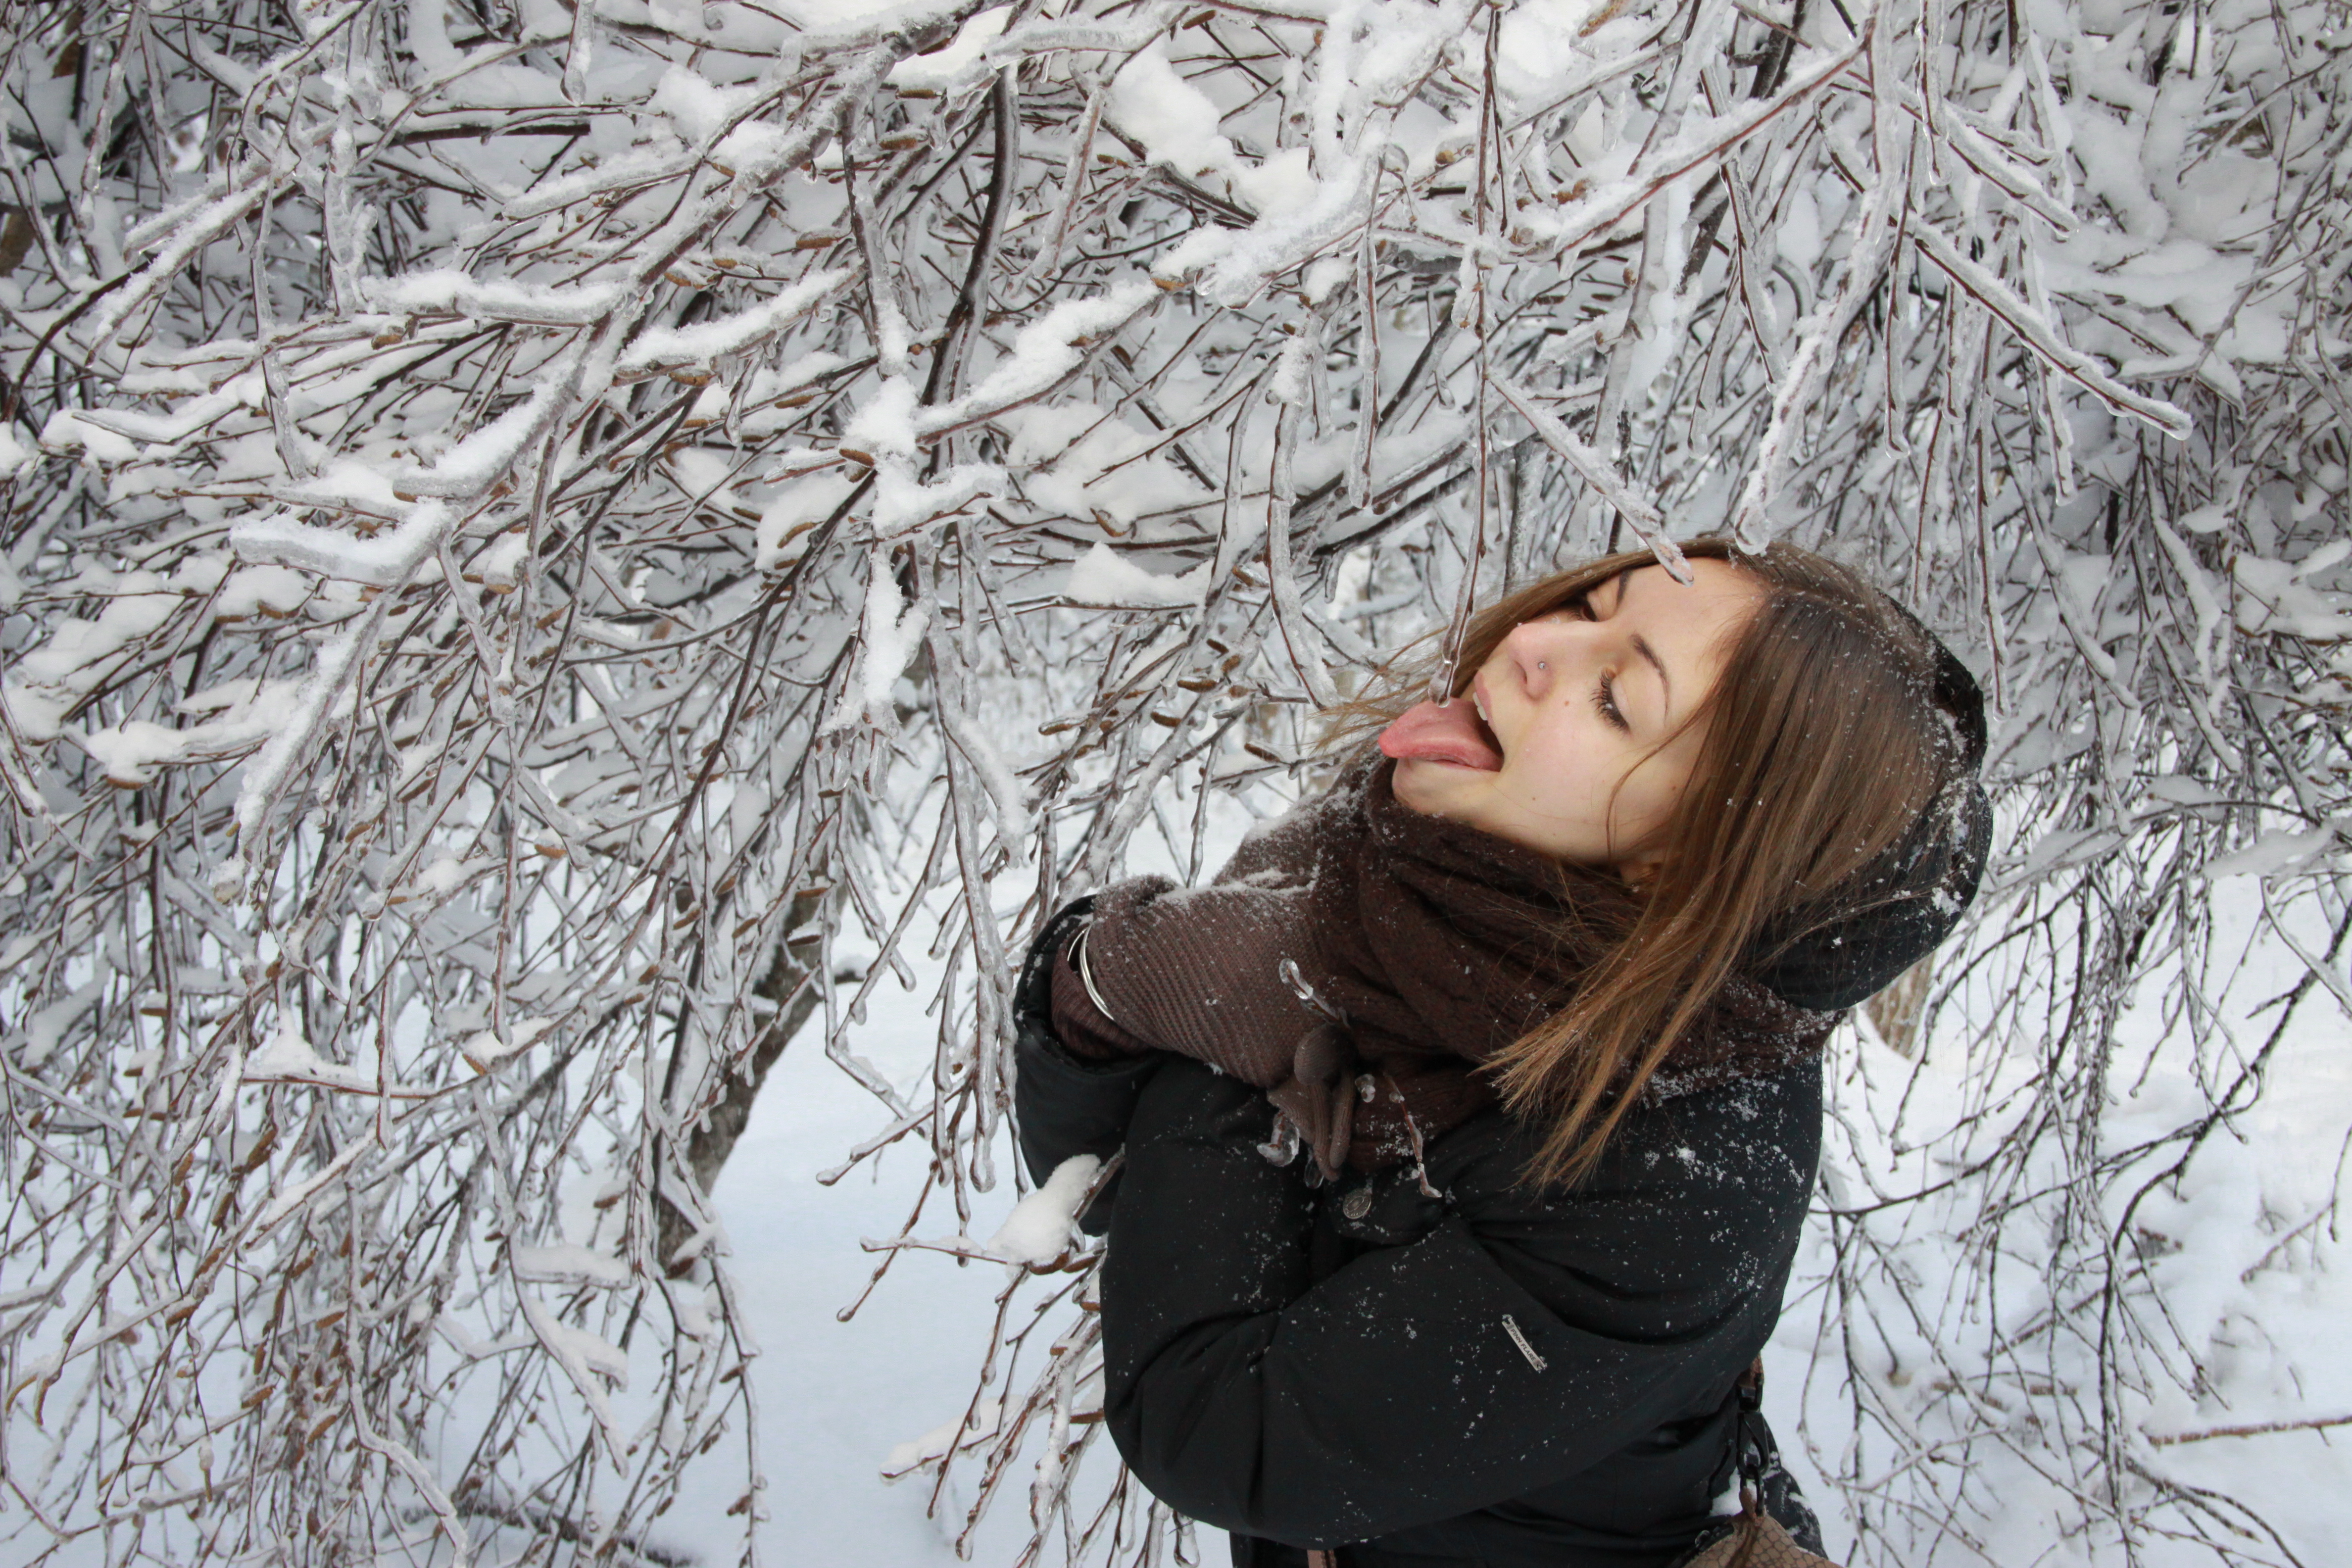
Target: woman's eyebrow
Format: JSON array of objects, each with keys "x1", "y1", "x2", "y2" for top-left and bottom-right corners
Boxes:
[{"x1": 1629, "y1": 632, "x2": 1672, "y2": 715}]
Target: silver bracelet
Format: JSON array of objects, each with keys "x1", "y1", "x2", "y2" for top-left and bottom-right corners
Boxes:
[{"x1": 1070, "y1": 922, "x2": 1119, "y2": 1024}]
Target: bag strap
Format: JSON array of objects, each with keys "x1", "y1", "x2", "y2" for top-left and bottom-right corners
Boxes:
[
  {"x1": 1666, "y1": 1362, "x2": 1843, "y2": 1568},
  {"x1": 1730, "y1": 1360, "x2": 1772, "y2": 1548},
  {"x1": 1733, "y1": 1358, "x2": 1766, "y2": 1471}
]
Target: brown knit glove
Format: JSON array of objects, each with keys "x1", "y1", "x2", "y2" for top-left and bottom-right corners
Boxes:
[
  {"x1": 1075, "y1": 875, "x2": 1324, "y2": 1089},
  {"x1": 1055, "y1": 875, "x2": 1508, "y2": 1176},
  {"x1": 1046, "y1": 927, "x2": 1160, "y2": 1062},
  {"x1": 1264, "y1": 1023, "x2": 1359, "y2": 1180}
]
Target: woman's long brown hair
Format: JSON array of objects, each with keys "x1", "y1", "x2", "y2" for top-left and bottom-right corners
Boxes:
[{"x1": 1319, "y1": 536, "x2": 1965, "y2": 1187}]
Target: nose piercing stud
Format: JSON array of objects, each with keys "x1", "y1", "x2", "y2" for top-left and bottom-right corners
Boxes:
[{"x1": 1536, "y1": 660, "x2": 1547, "y2": 671}]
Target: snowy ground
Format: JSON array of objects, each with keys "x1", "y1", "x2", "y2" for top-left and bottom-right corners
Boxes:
[
  {"x1": 1769, "y1": 881, "x2": 2352, "y2": 1568},
  {"x1": 686, "y1": 1023, "x2": 1032, "y2": 1566},
  {"x1": 668, "y1": 788, "x2": 1262, "y2": 1567},
  {"x1": 670, "y1": 951, "x2": 1233, "y2": 1566}
]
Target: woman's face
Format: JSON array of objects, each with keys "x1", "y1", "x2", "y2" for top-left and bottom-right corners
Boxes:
[{"x1": 1381, "y1": 559, "x2": 1764, "y2": 879}]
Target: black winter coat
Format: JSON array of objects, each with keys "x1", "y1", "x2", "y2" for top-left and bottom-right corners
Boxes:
[{"x1": 1012, "y1": 903, "x2": 1830, "y2": 1568}]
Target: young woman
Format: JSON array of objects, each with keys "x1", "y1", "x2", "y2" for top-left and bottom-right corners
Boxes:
[{"x1": 1011, "y1": 537, "x2": 1991, "y2": 1568}]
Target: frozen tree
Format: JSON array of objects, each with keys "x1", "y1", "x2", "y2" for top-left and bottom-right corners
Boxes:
[{"x1": 0, "y1": 0, "x2": 2344, "y2": 1565}]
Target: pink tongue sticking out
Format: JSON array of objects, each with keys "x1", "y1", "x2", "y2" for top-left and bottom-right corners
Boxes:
[{"x1": 1379, "y1": 698, "x2": 1503, "y2": 772}]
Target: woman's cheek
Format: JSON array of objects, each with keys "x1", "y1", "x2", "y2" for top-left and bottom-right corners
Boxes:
[{"x1": 1621, "y1": 756, "x2": 1688, "y2": 838}]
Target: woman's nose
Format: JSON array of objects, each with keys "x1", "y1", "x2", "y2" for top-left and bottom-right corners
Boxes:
[{"x1": 1503, "y1": 615, "x2": 1579, "y2": 698}]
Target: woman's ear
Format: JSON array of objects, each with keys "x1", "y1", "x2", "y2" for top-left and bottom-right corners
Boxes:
[{"x1": 1617, "y1": 848, "x2": 1666, "y2": 891}]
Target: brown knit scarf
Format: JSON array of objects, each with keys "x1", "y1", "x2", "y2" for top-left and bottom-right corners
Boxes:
[{"x1": 1049, "y1": 748, "x2": 1841, "y2": 1176}]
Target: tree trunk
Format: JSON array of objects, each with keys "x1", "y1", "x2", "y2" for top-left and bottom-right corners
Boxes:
[{"x1": 658, "y1": 888, "x2": 832, "y2": 1274}]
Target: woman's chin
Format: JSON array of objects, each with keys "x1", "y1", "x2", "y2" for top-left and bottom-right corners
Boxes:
[
  {"x1": 1389, "y1": 757, "x2": 1434, "y2": 811},
  {"x1": 1391, "y1": 756, "x2": 1486, "y2": 816}
]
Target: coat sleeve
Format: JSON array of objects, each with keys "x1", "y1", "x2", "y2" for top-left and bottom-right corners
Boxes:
[
  {"x1": 1012, "y1": 895, "x2": 1162, "y2": 1233},
  {"x1": 1100, "y1": 1057, "x2": 1802, "y2": 1549}
]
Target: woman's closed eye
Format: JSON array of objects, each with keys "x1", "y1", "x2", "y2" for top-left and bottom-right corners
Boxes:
[
  {"x1": 1593, "y1": 671, "x2": 1629, "y2": 733},
  {"x1": 1562, "y1": 596, "x2": 1629, "y2": 731}
]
